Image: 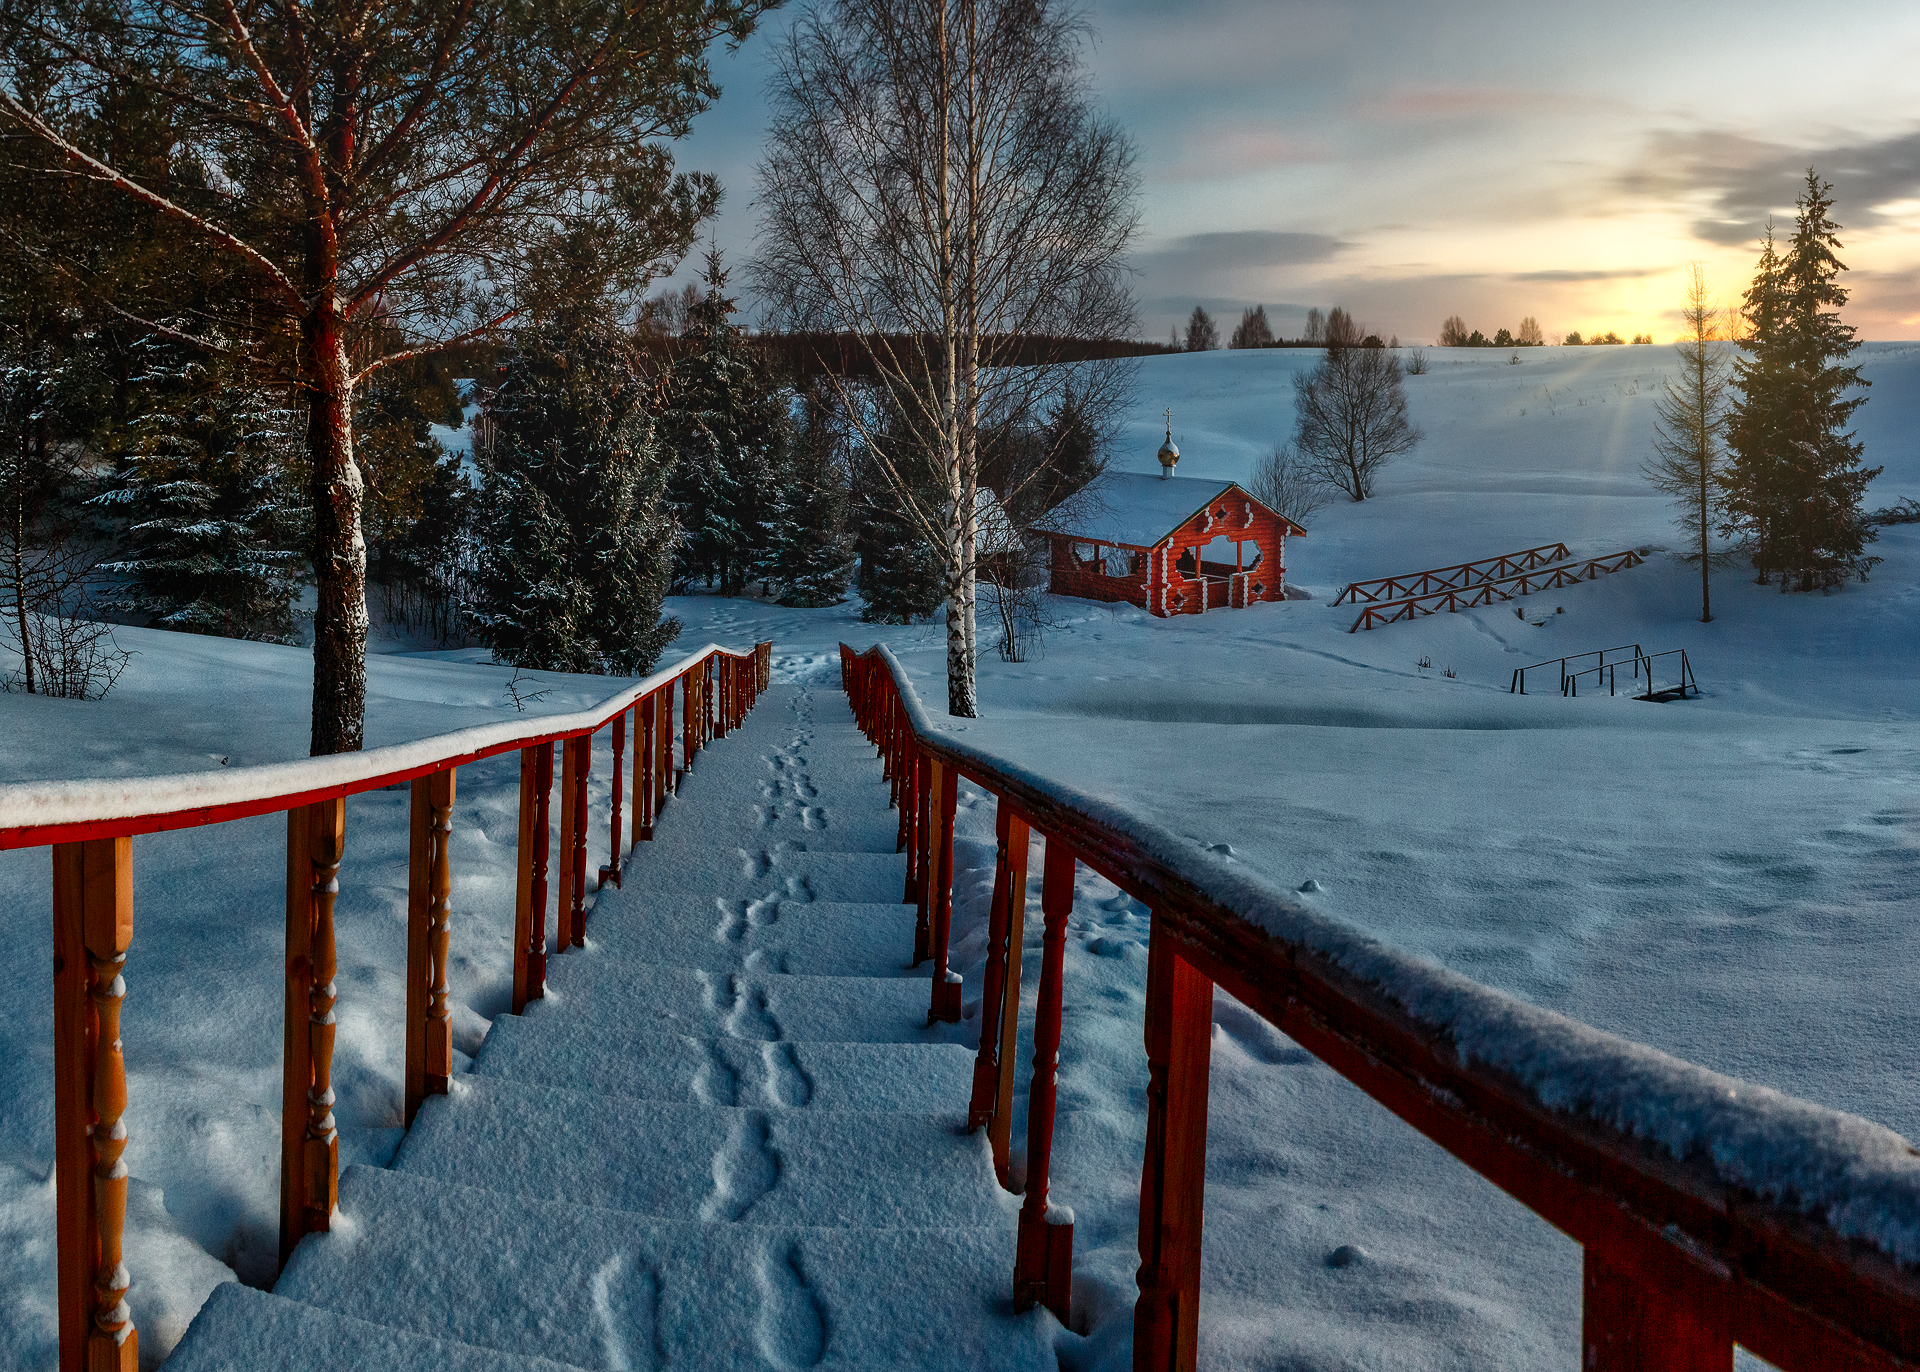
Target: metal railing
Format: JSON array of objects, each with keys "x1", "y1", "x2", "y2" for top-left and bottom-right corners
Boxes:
[
  {"x1": 844, "y1": 640, "x2": 1920, "y2": 1372},
  {"x1": 1, "y1": 640, "x2": 773, "y2": 1372},
  {"x1": 1515, "y1": 645, "x2": 1699, "y2": 701}
]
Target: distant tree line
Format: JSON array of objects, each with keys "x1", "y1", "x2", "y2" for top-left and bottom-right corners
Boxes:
[
  {"x1": 1177, "y1": 304, "x2": 1400, "y2": 352},
  {"x1": 1437, "y1": 316, "x2": 1547, "y2": 348}
]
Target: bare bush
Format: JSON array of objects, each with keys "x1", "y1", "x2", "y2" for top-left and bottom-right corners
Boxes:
[
  {"x1": 1249, "y1": 444, "x2": 1330, "y2": 525},
  {"x1": 1404, "y1": 346, "x2": 1429, "y2": 374},
  {"x1": 2, "y1": 542, "x2": 131, "y2": 699},
  {"x1": 1290, "y1": 346, "x2": 1422, "y2": 501}
]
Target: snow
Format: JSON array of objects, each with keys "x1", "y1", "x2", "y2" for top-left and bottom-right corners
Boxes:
[
  {"x1": 0, "y1": 644, "x2": 747, "y2": 839},
  {"x1": 1033, "y1": 470, "x2": 1239, "y2": 547},
  {"x1": 5, "y1": 342, "x2": 1920, "y2": 1369}
]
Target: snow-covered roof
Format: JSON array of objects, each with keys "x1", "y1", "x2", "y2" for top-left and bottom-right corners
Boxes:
[{"x1": 1035, "y1": 472, "x2": 1276, "y2": 548}]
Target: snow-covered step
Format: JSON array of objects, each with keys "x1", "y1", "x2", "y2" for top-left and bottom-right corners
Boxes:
[
  {"x1": 165, "y1": 1283, "x2": 591, "y2": 1372},
  {"x1": 273, "y1": 1165, "x2": 1060, "y2": 1372},
  {"x1": 534, "y1": 960, "x2": 958, "y2": 1044},
  {"x1": 603, "y1": 845, "x2": 907, "y2": 905},
  {"x1": 580, "y1": 897, "x2": 923, "y2": 977},
  {"x1": 394, "y1": 1075, "x2": 1012, "y2": 1229},
  {"x1": 472, "y1": 1017, "x2": 976, "y2": 1112}
]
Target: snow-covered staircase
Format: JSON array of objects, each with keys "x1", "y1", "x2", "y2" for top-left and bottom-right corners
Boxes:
[{"x1": 164, "y1": 682, "x2": 1061, "y2": 1371}]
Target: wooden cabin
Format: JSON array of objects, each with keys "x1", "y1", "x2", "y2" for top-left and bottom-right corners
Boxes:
[{"x1": 1036, "y1": 471, "x2": 1305, "y2": 616}]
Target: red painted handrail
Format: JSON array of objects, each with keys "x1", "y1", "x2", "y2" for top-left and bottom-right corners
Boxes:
[
  {"x1": 16, "y1": 639, "x2": 774, "y2": 1372},
  {"x1": 842, "y1": 640, "x2": 1920, "y2": 1372}
]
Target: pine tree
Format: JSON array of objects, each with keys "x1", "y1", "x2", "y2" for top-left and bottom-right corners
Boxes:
[
  {"x1": 660, "y1": 247, "x2": 786, "y2": 596},
  {"x1": 96, "y1": 346, "x2": 304, "y2": 641},
  {"x1": 471, "y1": 320, "x2": 680, "y2": 675},
  {"x1": 1725, "y1": 173, "x2": 1879, "y2": 592},
  {"x1": 1644, "y1": 265, "x2": 1731, "y2": 622},
  {"x1": 763, "y1": 377, "x2": 853, "y2": 607}
]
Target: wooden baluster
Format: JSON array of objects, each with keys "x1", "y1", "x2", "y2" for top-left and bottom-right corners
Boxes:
[
  {"x1": 638, "y1": 698, "x2": 656, "y2": 842},
  {"x1": 601, "y1": 711, "x2": 625, "y2": 888},
  {"x1": 512, "y1": 744, "x2": 551, "y2": 1013},
  {"x1": 895, "y1": 729, "x2": 914, "y2": 855},
  {"x1": 912, "y1": 755, "x2": 937, "y2": 963},
  {"x1": 968, "y1": 804, "x2": 1030, "y2": 1157},
  {"x1": 556, "y1": 739, "x2": 579, "y2": 950},
  {"x1": 565, "y1": 735, "x2": 590, "y2": 946},
  {"x1": 1014, "y1": 839, "x2": 1075, "y2": 1324},
  {"x1": 1582, "y1": 1252, "x2": 1730, "y2": 1372},
  {"x1": 281, "y1": 798, "x2": 343, "y2": 1267},
  {"x1": 406, "y1": 769, "x2": 457, "y2": 1125},
  {"x1": 659, "y1": 688, "x2": 673, "y2": 808},
  {"x1": 1131, "y1": 926, "x2": 1214, "y2": 1372},
  {"x1": 680, "y1": 670, "x2": 695, "y2": 788},
  {"x1": 927, "y1": 761, "x2": 962, "y2": 1023},
  {"x1": 52, "y1": 836, "x2": 138, "y2": 1372}
]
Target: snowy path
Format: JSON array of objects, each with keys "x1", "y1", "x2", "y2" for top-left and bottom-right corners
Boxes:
[{"x1": 163, "y1": 682, "x2": 1064, "y2": 1371}]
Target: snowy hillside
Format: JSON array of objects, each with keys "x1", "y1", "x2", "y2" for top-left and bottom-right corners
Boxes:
[{"x1": 4, "y1": 343, "x2": 1918, "y2": 1369}]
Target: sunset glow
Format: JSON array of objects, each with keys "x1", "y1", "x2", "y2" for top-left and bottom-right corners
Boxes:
[{"x1": 674, "y1": 0, "x2": 1920, "y2": 341}]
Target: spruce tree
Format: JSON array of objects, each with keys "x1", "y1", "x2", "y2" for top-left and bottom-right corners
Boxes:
[
  {"x1": 660, "y1": 247, "x2": 785, "y2": 596},
  {"x1": 1726, "y1": 174, "x2": 1879, "y2": 592},
  {"x1": 852, "y1": 413, "x2": 942, "y2": 623},
  {"x1": 763, "y1": 377, "x2": 853, "y2": 607},
  {"x1": 96, "y1": 346, "x2": 303, "y2": 641},
  {"x1": 471, "y1": 320, "x2": 680, "y2": 675}
]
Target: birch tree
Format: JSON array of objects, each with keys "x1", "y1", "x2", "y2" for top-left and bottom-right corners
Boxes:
[
  {"x1": 755, "y1": 0, "x2": 1138, "y2": 717},
  {"x1": 1, "y1": 0, "x2": 769, "y2": 752},
  {"x1": 1643, "y1": 264, "x2": 1730, "y2": 622}
]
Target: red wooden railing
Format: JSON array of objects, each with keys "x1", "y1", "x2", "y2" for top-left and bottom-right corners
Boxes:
[
  {"x1": 1334, "y1": 541, "x2": 1572, "y2": 606},
  {"x1": 1, "y1": 639, "x2": 773, "y2": 1372},
  {"x1": 842, "y1": 640, "x2": 1920, "y2": 1372},
  {"x1": 1348, "y1": 549, "x2": 1645, "y2": 631}
]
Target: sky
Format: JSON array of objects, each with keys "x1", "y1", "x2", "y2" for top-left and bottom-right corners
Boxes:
[{"x1": 660, "y1": 0, "x2": 1920, "y2": 344}]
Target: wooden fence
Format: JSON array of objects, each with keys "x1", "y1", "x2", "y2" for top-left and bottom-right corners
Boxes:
[
  {"x1": 1334, "y1": 542, "x2": 1571, "y2": 606},
  {"x1": 1348, "y1": 549, "x2": 1645, "y2": 631},
  {"x1": 0, "y1": 640, "x2": 773, "y2": 1372},
  {"x1": 843, "y1": 640, "x2": 1920, "y2": 1372}
]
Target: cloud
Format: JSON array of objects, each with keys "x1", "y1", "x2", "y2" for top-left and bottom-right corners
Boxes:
[
  {"x1": 1625, "y1": 125, "x2": 1920, "y2": 246},
  {"x1": 1511, "y1": 267, "x2": 1665, "y2": 282},
  {"x1": 1136, "y1": 230, "x2": 1347, "y2": 274}
]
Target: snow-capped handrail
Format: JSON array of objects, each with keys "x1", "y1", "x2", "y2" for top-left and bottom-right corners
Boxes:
[
  {"x1": 845, "y1": 640, "x2": 1920, "y2": 1372},
  {"x1": 29, "y1": 638, "x2": 773, "y2": 1372},
  {"x1": 0, "y1": 642, "x2": 754, "y2": 849}
]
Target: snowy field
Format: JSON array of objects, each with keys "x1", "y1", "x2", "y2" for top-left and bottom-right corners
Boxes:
[{"x1": 4, "y1": 342, "x2": 1919, "y2": 1369}]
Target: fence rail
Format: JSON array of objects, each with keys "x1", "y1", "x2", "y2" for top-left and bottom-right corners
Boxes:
[
  {"x1": 1334, "y1": 542, "x2": 1571, "y2": 606},
  {"x1": 1348, "y1": 549, "x2": 1644, "y2": 632},
  {"x1": 843, "y1": 640, "x2": 1920, "y2": 1372},
  {"x1": 2, "y1": 640, "x2": 774, "y2": 1372}
]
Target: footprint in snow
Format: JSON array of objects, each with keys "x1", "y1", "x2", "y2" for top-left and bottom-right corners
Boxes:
[
  {"x1": 753, "y1": 1240, "x2": 828, "y2": 1370},
  {"x1": 590, "y1": 1254, "x2": 666, "y2": 1372}
]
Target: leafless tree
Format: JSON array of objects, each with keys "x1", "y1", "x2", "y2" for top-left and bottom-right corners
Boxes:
[
  {"x1": 1303, "y1": 307, "x2": 1325, "y2": 345},
  {"x1": 1517, "y1": 315, "x2": 1545, "y2": 346},
  {"x1": 1291, "y1": 345, "x2": 1421, "y2": 501},
  {"x1": 1184, "y1": 306, "x2": 1219, "y2": 352},
  {"x1": 1324, "y1": 306, "x2": 1362, "y2": 349},
  {"x1": 2, "y1": 0, "x2": 769, "y2": 752},
  {"x1": 755, "y1": 0, "x2": 1139, "y2": 716},
  {"x1": 1229, "y1": 304, "x2": 1272, "y2": 349},
  {"x1": 1643, "y1": 264, "x2": 1732, "y2": 622},
  {"x1": 1249, "y1": 443, "x2": 1329, "y2": 525},
  {"x1": 1438, "y1": 315, "x2": 1470, "y2": 347},
  {"x1": 1404, "y1": 346, "x2": 1429, "y2": 374},
  {"x1": 1, "y1": 541, "x2": 132, "y2": 699}
]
